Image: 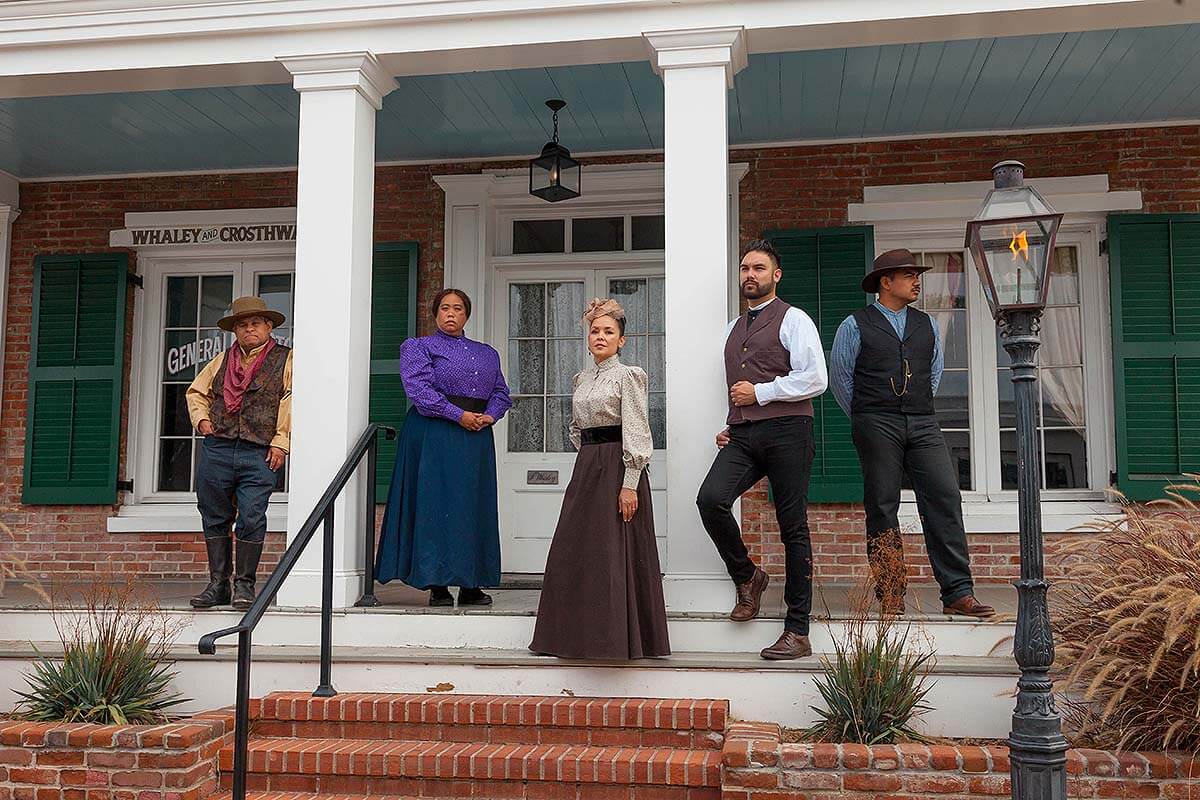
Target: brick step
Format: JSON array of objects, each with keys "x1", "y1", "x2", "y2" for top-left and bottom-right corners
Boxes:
[
  {"x1": 218, "y1": 738, "x2": 723, "y2": 788},
  {"x1": 215, "y1": 785, "x2": 717, "y2": 800},
  {"x1": 250, "y1": 693, "x2": 727, "y2": 749}
]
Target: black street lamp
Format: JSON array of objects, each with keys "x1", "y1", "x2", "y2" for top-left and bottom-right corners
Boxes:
[
  {"x1": 966, "y1": 160, "x2": 1067, "y2": 800},
  {"x1": 529, "y1": 99, "x2": 581, "y2": 203}
]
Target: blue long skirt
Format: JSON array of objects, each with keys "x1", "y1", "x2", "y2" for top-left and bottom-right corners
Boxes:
[{"x1": 374, "y1": 410, "x2": 501, "y2": 589}]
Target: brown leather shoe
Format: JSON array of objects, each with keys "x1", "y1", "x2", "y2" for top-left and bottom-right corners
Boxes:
[
  {"x1": 730, "y1": 568, "x2": 769, "y2": 622},
  {"x1": 943, "y1": 594, "x2": 996, "y2": 618},
  {"x1": 760, "y1": 630, "x2": 812, "y2": 660}
]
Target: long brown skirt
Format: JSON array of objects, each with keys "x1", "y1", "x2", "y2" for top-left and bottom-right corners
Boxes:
[{"x1": 529, "y1": 441, "x2": 671, "y2": 659}]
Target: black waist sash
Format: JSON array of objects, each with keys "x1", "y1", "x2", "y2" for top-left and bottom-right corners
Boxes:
[
  {"x1": 448, "y1": 395, "x2": 488, "y2": 414},
  {"x1": 581, "y1": 425, "x2": 622, "y2": 445}
]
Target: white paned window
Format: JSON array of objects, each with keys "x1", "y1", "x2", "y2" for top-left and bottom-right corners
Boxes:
[
  {"x1": 507, "y1": 281, "x2": 588, "y2": 453},
  {"x1": 996, "y1": 246, "x2": 1088, "y2": 490},
  {"x1": 887, "y1": 234, "x2": 1106, "y2": 499},
  {"x1": 607, "y1": 276, "x2": 666, "y2": 449},
  {"x1": 508, "y1": 214, "x2": 664, "y2": 255},
  {"x1": 137, "y1": 259, "x2": 294, "y2": 502}
]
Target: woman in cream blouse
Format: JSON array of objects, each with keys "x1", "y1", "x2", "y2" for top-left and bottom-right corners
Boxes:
[{"x1": 530, "y1": 298, "x2": 671, "y2": 659}]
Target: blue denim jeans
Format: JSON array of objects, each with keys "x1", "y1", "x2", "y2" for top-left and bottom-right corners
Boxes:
[{"x1": 196, "y1": 436, "x2": 277, "y2": 543}]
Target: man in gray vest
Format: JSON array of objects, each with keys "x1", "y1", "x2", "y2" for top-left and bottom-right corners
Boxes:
[
  {"x1": 187, "y1": 296, "x2": 292, "y2": 611},
  {"x1": 697, "y1": 238, "x2": 828, "y2": 660},
  {"x1": 830, "y1": 249, "x2": 993, "y2": 618}
]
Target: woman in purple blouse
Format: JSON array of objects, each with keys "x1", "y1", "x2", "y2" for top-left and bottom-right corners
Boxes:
[{"x1": 375, "y1": 288, "x2": 512, "y2": 606}]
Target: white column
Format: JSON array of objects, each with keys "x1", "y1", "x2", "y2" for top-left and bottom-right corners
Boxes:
[
  {"x1": 432, "y1": 174, "x2": 495, "y2": 340},
  {"x1": 0, "y1": 172, "x2": 18, "y2": 426},
  {"x1": 275, "y1": 53, "x2": 397, "y2": 608},
  {"x1": 644, "y1": 28, "x2": 748, "y2": 611}
]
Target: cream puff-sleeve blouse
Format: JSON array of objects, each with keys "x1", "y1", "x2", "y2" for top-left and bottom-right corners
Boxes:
[{"x1": 568, "y1": 355, "x2": 653, "y2": 491}]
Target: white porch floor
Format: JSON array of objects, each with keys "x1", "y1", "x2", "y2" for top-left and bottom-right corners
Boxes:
[{"x1": 0, "y1": 579, "x2": 1020, "y2": 737}]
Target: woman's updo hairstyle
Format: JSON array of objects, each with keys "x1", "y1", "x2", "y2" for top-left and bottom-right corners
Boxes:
[{"x1": 581, "y1": 297, "x2": 627, "y2": 336}]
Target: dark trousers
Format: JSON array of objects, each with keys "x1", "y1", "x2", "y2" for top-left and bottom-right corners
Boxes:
[
  {"x1": 850, "y1": 411, "x2": 974, "y2": 605},
  {"x1": 696, "y1": 416, "x2": 815, "y2": 634},
  {"x1": 196, "y1": 435, "x2": 276, "y2": 543}
]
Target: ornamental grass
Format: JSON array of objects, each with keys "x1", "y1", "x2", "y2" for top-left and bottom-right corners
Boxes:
[
  {"x1": 804, "y1": 542, "x2": 936, "y2": 744},
  {"x1": 1052, "y1": 483, "x2": 1200, "y2": 752},
  {"x1": 14, "y1": 577, "x2": 188, "y2": 725}
]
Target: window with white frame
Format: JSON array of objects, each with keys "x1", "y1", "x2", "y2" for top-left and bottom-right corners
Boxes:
[
  {"x1": 143, "y1": 261, "x2": 294, "y2": 500},
  {"x1": 887, "y1": 236, "x2": 1105, "y2": 497},
  {"x1": 508, "y1": 214, "x2": 664, "y2": 255}
]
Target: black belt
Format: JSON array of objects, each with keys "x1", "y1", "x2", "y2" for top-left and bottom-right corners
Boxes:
[
  {"x1": 581, "y1": 425, "x2": 622, "y2": 445},
  {"x1": 448, "y1": 395, "x2": 488, "y2": 414}
]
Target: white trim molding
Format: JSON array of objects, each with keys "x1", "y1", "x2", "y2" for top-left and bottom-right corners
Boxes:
[
  {"x1": 849, "y1": 174, "x2": 1143, "y2": 227},
  {"x1": 0, "y1": 171, "x2": 19, "y2": 426},
  {"x1": 278, "y1": 52, "x2": 398, "y2": 110},
  {"x1": 643, "y1": 26, "x2": 748, "y2": 87}
]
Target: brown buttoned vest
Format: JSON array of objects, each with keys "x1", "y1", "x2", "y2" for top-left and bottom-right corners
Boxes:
[
  {"x1": 724, "y1": 298, "x2": 814, "y2": 425},
  {"x1": 208, "y1": 345, "x2": 291, "y2": 446}
]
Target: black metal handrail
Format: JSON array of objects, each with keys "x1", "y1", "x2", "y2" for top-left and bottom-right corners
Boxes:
[{"x1": 198, "y1": 422, "x2": 396, "y2": 800}]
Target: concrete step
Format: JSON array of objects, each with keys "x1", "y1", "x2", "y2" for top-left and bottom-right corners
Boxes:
[{"x1": 0, "y1": 606, "x2": 1016, "y2": 658}]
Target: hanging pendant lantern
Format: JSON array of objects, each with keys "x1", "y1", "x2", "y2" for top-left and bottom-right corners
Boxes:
[{"x1": 529, "y1": 99, "x2": 581, "y2": 203}]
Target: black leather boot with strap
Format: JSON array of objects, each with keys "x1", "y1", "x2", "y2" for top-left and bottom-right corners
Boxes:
[
  {"x1": 191, "y1": 536, "x2": 232, "y2": 609},
  {"x1": 232, "y1": 538, "x2": 264, "y2": 611}
]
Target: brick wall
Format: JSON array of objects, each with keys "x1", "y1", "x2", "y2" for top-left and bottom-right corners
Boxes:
[
  {"x1": 0, "y1": 710, "x2": 231, "y2": 800},
  {"x1": 3, "y1": 125, "x2": 1199, "y2": 584},
  {"x1": 721, "y1": 722, "x2": 1200, "y2": 799},
  {"x1": 735, "y1": 124, "x2": 1200, "y2": 586}
]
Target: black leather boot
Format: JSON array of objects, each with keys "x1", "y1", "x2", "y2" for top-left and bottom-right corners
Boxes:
[
  {"x1": 231, "y1": 538, "x2": 264, "y2": 611},
  {"x1": 191, "y1": 536, "x2": 232, "y2": 609}
]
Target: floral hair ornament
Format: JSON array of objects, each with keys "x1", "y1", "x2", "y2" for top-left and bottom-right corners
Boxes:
[{"x1": 581, "y1": 297, "x2": 626, "y2": 329}]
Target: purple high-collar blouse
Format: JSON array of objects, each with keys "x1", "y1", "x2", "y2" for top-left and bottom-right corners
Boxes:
[{"x1": 399, "y1": 330, "x2": 512, "y2": 422}]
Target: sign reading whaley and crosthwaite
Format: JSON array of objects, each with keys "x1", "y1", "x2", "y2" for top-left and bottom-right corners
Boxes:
[
  {"x1": 109, "y1": 208, "x2": 299, "y2": 249},
  {"x1": 124, "y1": 223, "x2": 296, "y2": 247}
]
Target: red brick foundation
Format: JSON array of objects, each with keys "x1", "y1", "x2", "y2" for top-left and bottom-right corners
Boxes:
[
  {"x1": 722, "y1": 722, "x2": 1200, "y2": 799},
  {"x1": 0, "y1": 710, "x2": 231, "y2": 800},
  {"x1": 3, "y1": 124, "x2": 1199, "y2": 583}
]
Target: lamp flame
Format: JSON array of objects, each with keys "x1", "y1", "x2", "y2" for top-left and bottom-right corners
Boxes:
[{"x1": 1009, "y1": 229, "x2": 1029, "y2": 262}]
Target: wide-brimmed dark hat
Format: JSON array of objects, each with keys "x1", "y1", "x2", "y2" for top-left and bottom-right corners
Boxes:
[
  {"x1": 861, "y1": 248, "x2": 931, "y2": 293},
  {"x1": 217, "y1": 296, "x2": 286, "y2": 332}
]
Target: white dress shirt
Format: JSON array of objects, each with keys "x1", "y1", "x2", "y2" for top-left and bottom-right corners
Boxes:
[{"x1": 724, "y1": 297, "x2": 829, "y2": 405}]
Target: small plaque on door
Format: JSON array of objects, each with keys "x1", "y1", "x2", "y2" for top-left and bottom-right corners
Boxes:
[{"x1": 527, "y1": 470, "x2": 559, "y2": 486}]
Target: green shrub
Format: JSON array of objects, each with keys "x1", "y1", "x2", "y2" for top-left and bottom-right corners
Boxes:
[{"x1": 15, "y1": 580, "x2": 187, "y2": 725}]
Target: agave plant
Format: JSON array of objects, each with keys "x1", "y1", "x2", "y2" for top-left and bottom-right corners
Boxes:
[
  {"x1": 1052, "y1": 482, "x2": 1200, "y2": 752},
  {"x1": 804, "y1": 550, "x2": 936, "y2": 745},
  {"x1": 15, "y1": 580, "x2": 188, "y2": 725},
  {"x1": 804, "y1": 621, "x2": 935, "y2": 744}
]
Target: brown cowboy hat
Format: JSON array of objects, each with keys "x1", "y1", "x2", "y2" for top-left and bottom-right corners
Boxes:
[
  {"x1": 861, "y1": 248, "x2": 931, "y2": 293},
  {"x1": 217, "y1": 296, "x2": 286, "y2": 332}
]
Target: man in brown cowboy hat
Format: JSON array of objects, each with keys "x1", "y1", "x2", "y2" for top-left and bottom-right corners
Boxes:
[
  {"x1": 186, "y1": 296, "x2": 292, "y2": 610},
  {"x1": 829, "y1": 249, "x2": 994, "y2": 618}
]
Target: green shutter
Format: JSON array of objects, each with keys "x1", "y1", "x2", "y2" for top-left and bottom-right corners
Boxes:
[
  {"x1": 369, "y1": 242, "x2": 418, "y2": 498},
  {"x1": 23, "y1": 254, "x2": 128, "y2": 504},
  {"x1": 1109, "y1": 214, "x2": 1200, "y2": 500},
  {"x1": 766, "y1": 226, "x2": 874, "y2": 503}
]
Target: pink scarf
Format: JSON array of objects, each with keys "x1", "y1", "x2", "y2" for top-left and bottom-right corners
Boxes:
[{"x1": 222, "y1": 338, "x2": 277, "y2": 414}]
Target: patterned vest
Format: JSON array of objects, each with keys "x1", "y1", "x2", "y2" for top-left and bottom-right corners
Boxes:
[
  {"x1": 724, "y1": 298, "x2": 814, "y2": 425},
  {"x1": 208, "y1": 345, "x2": 290, "y2": 446}
]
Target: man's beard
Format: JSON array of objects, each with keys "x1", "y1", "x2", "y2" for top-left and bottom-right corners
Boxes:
[{"x1": 741, "y1": 279, "x2": 775, "y2": 300}]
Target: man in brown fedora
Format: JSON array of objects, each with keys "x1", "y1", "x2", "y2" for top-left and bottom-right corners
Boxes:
[
  {"x1": 186, "y1": 296, "x2": 292, "y2": 610},
  {"x1": 829, "y1": 249, "x2": 994, "y2": 618}
]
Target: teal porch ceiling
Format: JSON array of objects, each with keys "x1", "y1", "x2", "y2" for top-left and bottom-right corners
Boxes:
[{"x1": 4, "y1": 23, "x2": 1200, "y2": 178}]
